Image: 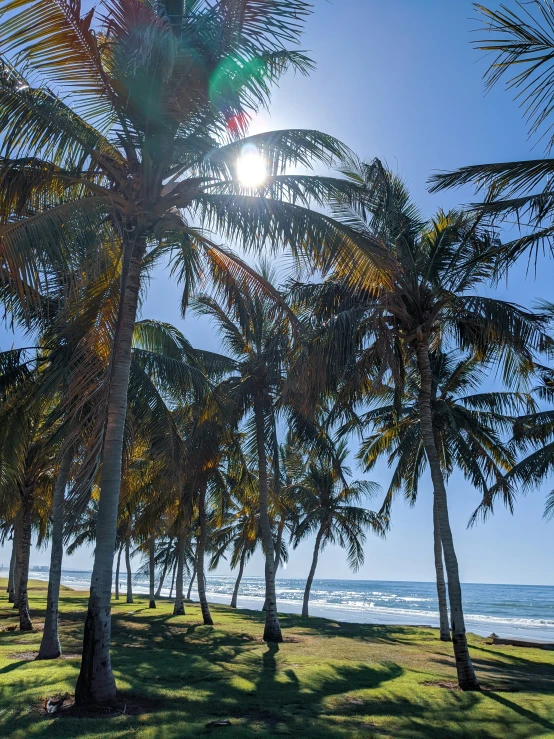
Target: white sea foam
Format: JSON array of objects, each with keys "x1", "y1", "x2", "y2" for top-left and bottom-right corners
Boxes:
[{"x1": 25, "y1": 569, "x2": 554, "y2": 640}]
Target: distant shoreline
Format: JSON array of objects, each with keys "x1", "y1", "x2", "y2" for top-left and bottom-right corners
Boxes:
[
  {"x1": 21, "y1": 569, "x2": 554, "y2": 643},
  {"x1": 8, "y1": 568, "x2": 554, "y2": 589}
]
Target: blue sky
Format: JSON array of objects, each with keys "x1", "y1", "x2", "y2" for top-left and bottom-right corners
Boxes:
[{"x1": 2, "y1": 0, "x2": 553, "y2": 585}]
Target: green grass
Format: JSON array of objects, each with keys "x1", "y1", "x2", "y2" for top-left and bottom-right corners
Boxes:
[{"x1": 1, "y1": 579, "x2": 554, "y2": 738}]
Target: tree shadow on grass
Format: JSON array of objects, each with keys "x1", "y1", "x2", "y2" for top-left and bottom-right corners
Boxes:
[
  {"x1": 432, "y1": 644, "x2": 554, "y2": 694},
  {"x1": 0, "y1": 639, "x2": 404, "y2": 739},
  {"x1": 485, "y1": 691, "x2": 554, "y2": 733},
  {"x1": 228, "y1": 607, "x2": 430, "y2": 647},
  {"x1": 2, "y1": 596, "x2": 554, "y2": 739},
  {"x1": 0, "y1": 659, "x2": 29, "y2": 675}
]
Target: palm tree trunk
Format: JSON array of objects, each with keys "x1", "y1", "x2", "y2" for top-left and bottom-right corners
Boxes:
[
  {"x1": 76, "y1": 240, "x2": 145, "y2": 706},
  {"x1": 114, "y1": 545, "x2": 122, "y2": 600},
  {"x1": 302, "y1": 524, "x2": 325, "y2": 618},
  {"x1": 155, "y1": 545, "x2": 171, "y2": 598},
  {"x1": 149, "y1": 536, "x2": 156, "y2": 609},
  {"x1": 261, "y1": 517, "x2": 286, "y2": 611},
  {"x1": 416, "y1": 342, "x2": 478, "y2": 690},
  {"x1": 254, "y1": 396, "x2": 282, "y2": 643},
  {"x1": 37, "y1": 450, "x2": 73, "y2": 659},
  {"x1": 169, "y1": 560, "x2": 177, "y2": 599},
  {"x1": 7, "y1": 534, "x2": 16, "y2": 603},
  {"x1": 433, "y1": 496, "x2": 451, "y2": 642},
  {"x1": 186, "y1": 547, "x2": 196, "y2": 601},
  {"x1": 12, "y1": 518, "x2": 20, "y2": 609},
  {"x1": 197, "y1": 483, "x2": 214, "y2": 625},
  {"x1": 17, "y1": 493, "x2": 33, "y2": 632},
  {"x1": 230, "y1": 549, "x2": 246, "y2": 609},
  {"x1": 173, "y1": 530, "x2": 186, "y2": 615},
  {"x1": 125, "y1": 540, "x2": 133, "y2": 604},
  {"x1": 274, "y1": 516, "x2": 285, "y2": 572}
]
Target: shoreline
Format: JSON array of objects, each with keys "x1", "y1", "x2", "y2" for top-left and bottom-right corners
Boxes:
[{"x1": 44, "y1": 574, "x2": 554, "y2": 643}]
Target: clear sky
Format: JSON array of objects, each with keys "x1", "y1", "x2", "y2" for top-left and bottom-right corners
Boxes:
[{"x1": 1, "y1": 0, "x2": 553, "y2": 585}]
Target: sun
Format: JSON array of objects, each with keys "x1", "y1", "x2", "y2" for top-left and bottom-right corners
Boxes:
[{"x1": 236, "y1": 146, "x2": 267, "y2": 188}]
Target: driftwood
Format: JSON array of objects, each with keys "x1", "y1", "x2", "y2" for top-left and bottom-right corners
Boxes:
[{"x1": 488, "y1": 633, "x2": 554, "y2": 650}]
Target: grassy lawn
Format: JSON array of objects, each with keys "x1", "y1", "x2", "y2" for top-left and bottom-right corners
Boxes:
[{"x1": 1, "y1": 580, "x2": 554, "y2": 738}]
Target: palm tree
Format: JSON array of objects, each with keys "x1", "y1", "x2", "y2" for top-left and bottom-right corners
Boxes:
[
  {"x1": 210, "y1": 462, "x2": 262, "y2": 609},
  {"x1": 430, "y1": 1, "x2": 554, "y2": 267},
  {"x1": 196, "y1": 480, "x2": 214, "y2": 626},
  {"x1": 37, "y1": 449, "x2": 74, "y2": 658},
  {"x1": 0, "y1": 0, "x2": 366, "y2": 703},
  {"x1": 154, "y1": 536, "x2": 175, "y2": 599},
  {"x1": 186, "y1": 543, "x2": 197, "y2": 602},
  {"x1": 290, "y1": 440, "x2": 383, "y2": 617},
  {"x1": 172, "y1": 510, "x2": 189, "y2": 617},
  {"x1": 0, "y1": 354, "x2": 61, "y2": 633},
  {"x1": 176, "y1": 388, "x2": 243, "y2": 626},
  {"x1": 354, "y1": 351, "x2": 523, "y2": 641},
  {"x1": 289, "y1": 159, "x2": 547, "y2": 689},
  {"x1": 114, "y1": 543, "x2": 123, "y2": 601},
  {"x1": 471, "y1": 326, "x2": 554, "y2": 523},
  {"x1": 193, "y1": 269, "x2": 293, "y2": 642}
]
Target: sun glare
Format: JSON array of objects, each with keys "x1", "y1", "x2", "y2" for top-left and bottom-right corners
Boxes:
[{"x1": 236, "y1": 147, "x2": 267, "y2": 188}]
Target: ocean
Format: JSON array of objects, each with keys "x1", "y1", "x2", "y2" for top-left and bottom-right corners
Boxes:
[{"x1": 26, "y1": 568, "x2": 554, "y2": 642}]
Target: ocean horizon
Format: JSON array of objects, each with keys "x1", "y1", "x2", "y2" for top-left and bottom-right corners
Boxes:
[{"x1": 20, "y1": 567, "x2": 554, "y2": 642}]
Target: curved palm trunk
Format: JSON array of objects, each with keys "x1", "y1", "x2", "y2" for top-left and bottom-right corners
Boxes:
[
  {"x1": 125, "y1": 540, "x2": 133, "y2": 604},
  {"x1": 186, "y1": 548, "x2": 197, "y2": 601},
  {"x1": 197, "y1": 484, "x2": 213, "y2": 625},
  {"x1": 38, "y1": 450, "x2": 73, "y2": 659},
  {"x1": 173, "y1": 530, "x2": 186, "y2": 615},
  {"x1": 274, "y1": 517, "x2": 285, "y2": 572},
  {"x1": 76, "y1": 241, "x2": 145, "y2": 705},
  {"x1": 230, "y1": 549, "x2": 246, "y2": 609},
  {"x1": 155, "y1": 545, "x2": 171, "y2": 598},
  {"x1": 7, "y1": 534, "x2": 16, "y2": 603},
  {"x1": 114, "y1": 545, "x2": 122, "y2": 600},
  {"x1": 17, "y1": 495, "x2": 33, "y2": 632},
  {"x1": 302, "y1": 524, "x2": 325, "y2": 618},
  {"x1": 433, "y1": 496, "x2": 451, "y2": 642},
  {"x1": 149, "y1": 536, "x2": 156, "y2": 609},
  {"x1": 416, "y1": 342, "x2": 478, "y2": 690},
  {"x1": 169, "y1": 560, "x2": 177, "y2": 599},
  {"x1": 254, "y1": 397, "x2": 282, "y2": 643}
]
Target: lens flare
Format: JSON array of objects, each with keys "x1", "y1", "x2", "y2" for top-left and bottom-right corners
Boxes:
[{"x1": 236, "y1": 147, "x2": 267, "y2": 188}]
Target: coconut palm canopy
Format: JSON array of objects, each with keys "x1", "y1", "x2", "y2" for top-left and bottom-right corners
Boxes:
[{"x1": 1, "y1": 0, "x2": 554, "y2": 716}]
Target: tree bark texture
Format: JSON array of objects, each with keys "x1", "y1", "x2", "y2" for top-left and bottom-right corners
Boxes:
[
  {"x1": 8, "y1": 533, "x2": 16, "y2": 603},
  {"x1": 254, "y1": 396, "x2": 282, "y2": 642},
  {"x1": 302, "y1": 524, "x2": 325, "y2": 618},
  {"x1": 17, "y1": 494, "x2": 33, "y2": 632},
  {"x1": 149, "y1": 536, "x2": 156, "y2": 608},
  {"x1": 416, "y1": 341, "x2": 479, "y2": 690},
  {"x1": 38, "y1": 450, "x2": 73, "y2": 659},
  {"x1": 186, "y1": 547, "x2": 196, "y2": 601},
  {"x1": 197, "y1": 483, "x2": 213, "y2": 625},
  {"x1": 114, "y1": 545, "x2": 122, "y2": 600},
  {"x1": 173, "y1": 530, "x2": 185, "y2": 615},
  {"x1": 169, "y1": 560, "x2": 177, "y2": 599},
  {"x1": 125, "y1": 540, "x2": 133, "y2": 604},
  {"x1": 274, "y1": 516, "x2": 285, "y2": 572},
  {"x1": 433, "y1": 496, "x2": 451, "y2": 642},
  {"x1": 75, "y1": 241, "x2": 145, "y2": 705}
]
